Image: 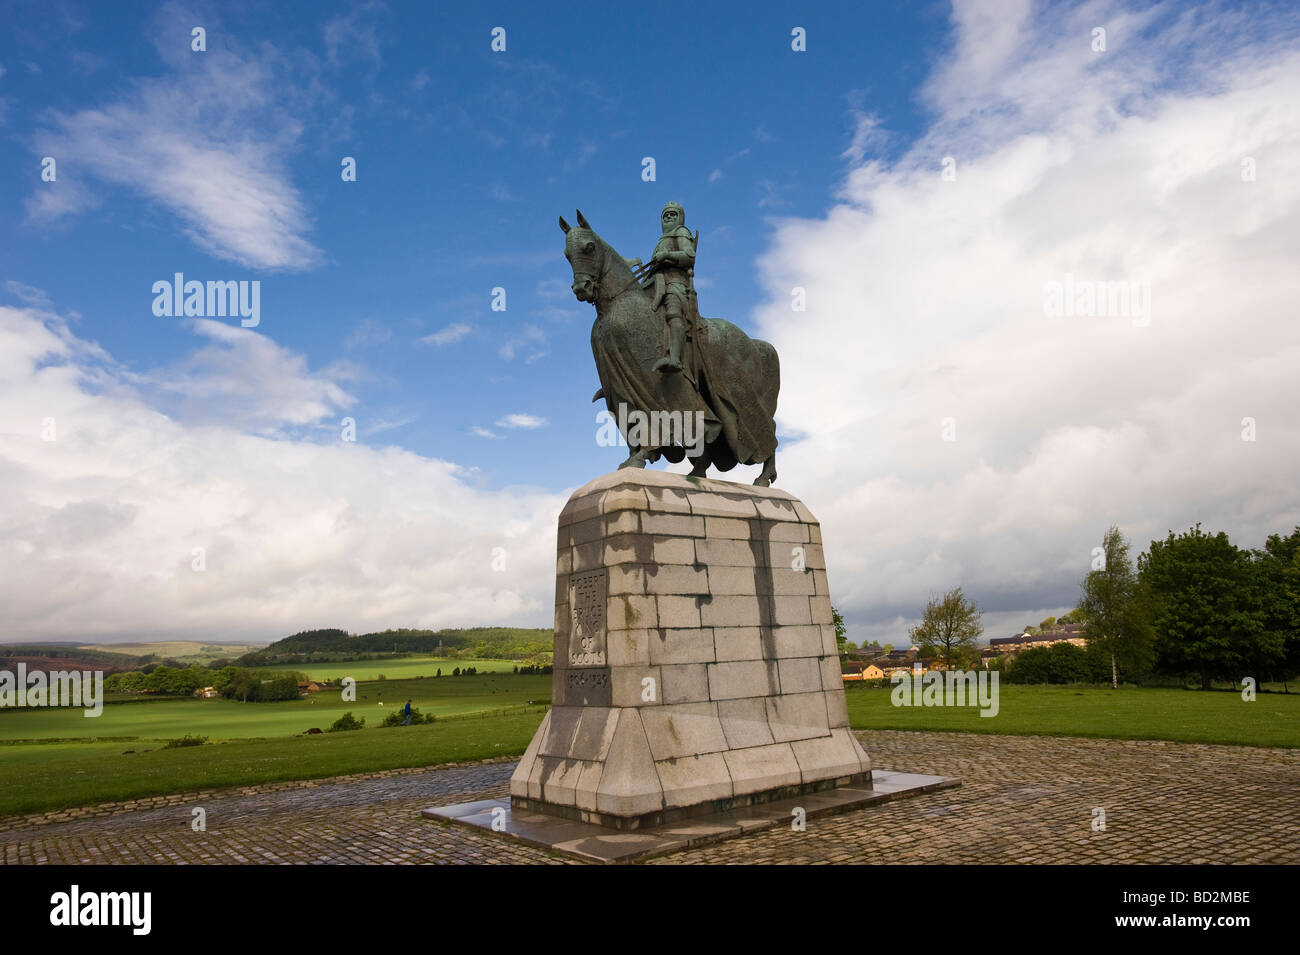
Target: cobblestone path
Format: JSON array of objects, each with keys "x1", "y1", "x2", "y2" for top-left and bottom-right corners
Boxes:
[{"x1": 3, "y1": 732, "x2": 1295, "y2": 865}]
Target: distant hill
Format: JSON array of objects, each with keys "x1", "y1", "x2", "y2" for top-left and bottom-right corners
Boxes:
[
  {"x1": 237, "y1": 627, "x2": 553, "y2": 665},
  {"x1": 0, "y1": 645, "x2": 143, "y2": 674},
  {"x1": 80, "y1": 641, "x2": 267, "y2": 664}
]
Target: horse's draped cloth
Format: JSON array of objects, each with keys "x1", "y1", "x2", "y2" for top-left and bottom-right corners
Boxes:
[{"x1": 592, "y1": 292, "x2": 779, "y2": 470}]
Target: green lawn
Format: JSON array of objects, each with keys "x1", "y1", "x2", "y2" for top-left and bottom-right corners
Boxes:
[
  {"x1": 250, "y1": 655, "x2": 530, "y2": 681},
  {"x1": 0, "y1": 712, "x2": 545, "y2": 818},
  {"x1": 845, "y1": 683, "x2": 1300, "y2": 748},
  {"x1": 0, "y1": 673, "x2": 551, "y2": 742}
]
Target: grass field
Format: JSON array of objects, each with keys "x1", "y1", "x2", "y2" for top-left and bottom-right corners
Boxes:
[
  {"x1": 0, "y1": 674, "x2": 551, "y2": 742},
  {"x1": 0, "y1": 712, "x2": 545, "y2": 817},
  {"x1": 250, "y1": 655, "x2": 530, "y2": 682},
  {"x1": 3, "y1": 680, "x2": 1297, "y2": 819},
  {"x1": 844, "y1": 683, "x2": 1300, "y2": 748}
]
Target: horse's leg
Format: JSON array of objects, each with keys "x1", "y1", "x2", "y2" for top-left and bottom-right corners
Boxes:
[
  {"x1": 688, "y1": 448, "x2": 710, "y2": 478},
  {"x1": 754, "y1": 451, "x2": 777, "y2": 487},
  {"x1": 618, "y1": 447, "x2": 649, "y2": 470}
]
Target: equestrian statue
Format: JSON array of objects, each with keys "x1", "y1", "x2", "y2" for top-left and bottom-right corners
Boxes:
[{"x1": 560, "y1": 204, "x2": 781, "y2": 486}]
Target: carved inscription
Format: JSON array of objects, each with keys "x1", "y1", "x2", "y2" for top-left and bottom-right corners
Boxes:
[
  {"x1": 568, "y1": 569, "x2": 607, "y2": 667},
  {"x1": 566, "y1": 670, "x2": 610, "y2": 691}
]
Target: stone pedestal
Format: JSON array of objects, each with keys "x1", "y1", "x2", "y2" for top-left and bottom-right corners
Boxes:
[{"x1": 509, "y1": 469, "x2": 871, "y2": 829}]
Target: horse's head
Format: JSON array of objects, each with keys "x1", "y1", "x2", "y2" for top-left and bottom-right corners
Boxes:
[{"x1": 559, "y1": 209, "x2": 601, "y2": 303}]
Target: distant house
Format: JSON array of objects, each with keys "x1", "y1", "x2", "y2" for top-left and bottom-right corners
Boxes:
[
  {"x1": 867, "y1": 648, "x2": 918, "y2": 667},
  {"x1": 297, "y1": 681, "x2": 326, "y2": 695},
  {"x1": 193, "y1": 686, "x2": 217, "y2": 699},
  {"x1": 985, "y1": 623, "x2": 1087, "y2": 658}
]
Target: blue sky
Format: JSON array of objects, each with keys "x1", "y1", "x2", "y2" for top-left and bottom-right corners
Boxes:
[
  {"x1": 3, "y1": 1, "x2": 1299, "y2": 645},
  {"x1": 3, "y1": 0, "x2": 945, "y2": 489}
]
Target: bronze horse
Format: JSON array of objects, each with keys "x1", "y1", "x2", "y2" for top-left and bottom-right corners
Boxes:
[{"x1": 560, "y1": 209, "x2": 780, "y2": 486}]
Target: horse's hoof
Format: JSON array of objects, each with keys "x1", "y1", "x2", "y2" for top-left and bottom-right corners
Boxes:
[
  {"x1": 618, "y1": 455, "x2": 647, "y2": 470},
  {"x1": 753, "y1": 478, "x2": 770, "y2": 487}
]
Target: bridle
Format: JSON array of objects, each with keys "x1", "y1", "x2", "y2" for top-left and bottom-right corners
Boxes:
[{"x1": 575, "y1": 240, "x2": 645, "y2": 307}]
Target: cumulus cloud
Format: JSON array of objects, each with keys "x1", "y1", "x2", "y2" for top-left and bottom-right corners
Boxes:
[
  {"x1": 0, "y1": 305, "x2": 565, "y2": 641},
  {"x1": 752, "y1": 1, "x2": 1300, "y2": 645},
  {"x1": 134, "y1": 319, "x2": 359, "y2": 435}
]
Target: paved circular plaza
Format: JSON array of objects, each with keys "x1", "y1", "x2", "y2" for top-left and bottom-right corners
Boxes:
[{"x1": 3, "y1": 730, "x2": 1296, "y2": 865}]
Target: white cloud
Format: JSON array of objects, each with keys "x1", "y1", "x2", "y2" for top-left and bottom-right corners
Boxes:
[
  {"x1": 323, "y1": 5, "x2": 383, "y2": 68},
  {"x1": 26, "y1": 5, "x2": 321, "y2": 270},
  {"x1": 495, "y1": 413, "x2": 548, "y2": 430},
  {"x1": 499, "y1": 323, "x2": 547, "y2": 361},
  {"x1": 751, "y1": 1, "x2": 1300, "y2": 645},
  {"x1": 0, "y1": 305, "x2": 564, "y2": 641},
  {"x1": 5, "y1": 280, "x2": 51, "y2": 307},
  {"x1": 345, "y1": 318, "x2": 392, "y2": 349},
  {"x1": 472, "y1": 426, "x2": 502, "y2": 439},
  {"x1": 132, "y1": 319, "x2": 358, "y2": 434},
  {"x1": 420, "y1": 323, "x2": 471, "y2": 347}
]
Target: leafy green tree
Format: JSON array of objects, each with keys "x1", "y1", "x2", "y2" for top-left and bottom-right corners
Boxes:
[
  {"x1": 1006, "y1": 644, "x2": 1106, "y2": 684},
  {"x1": 908, "y1": 587, "x2": 983, "y2": 669},
  {"x1": 1254, "y1": 527, "x2": 1300, "y2": 691},
  {"x1": 831, "y1": 606, "x2": 847, "y2": 660},
  {"x1": 1139, "y1": 524, "x2": 1273, "y2": 689},
  {"x1": 1079, "y1": 525, "x2": 1154, "y2": 688}
]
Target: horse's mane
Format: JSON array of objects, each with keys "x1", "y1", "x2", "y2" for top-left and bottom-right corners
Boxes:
[{"x1": 591, "y1": 230, "x2": 637, "y2": 290}]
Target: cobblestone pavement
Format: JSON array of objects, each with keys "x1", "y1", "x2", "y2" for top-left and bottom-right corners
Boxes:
[{"x1": 3, "y1": 732, "x2": 1296, "y2": 865}]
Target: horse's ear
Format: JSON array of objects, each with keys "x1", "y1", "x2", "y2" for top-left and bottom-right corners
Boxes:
[
  {"x1": 575, "y1": 209, "x2": 591, "y2": 230},
  {"x1": 558, "y1": 216, "x2": 571, "y2": 233}
]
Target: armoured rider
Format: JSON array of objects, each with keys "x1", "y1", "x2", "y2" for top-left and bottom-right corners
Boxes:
[{"x1": 642, "y1": 201, "x2": 697, "y2": 375}]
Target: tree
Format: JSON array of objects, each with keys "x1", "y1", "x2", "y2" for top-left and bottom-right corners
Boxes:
[
  {"x1": 1139, "y1": 524, "x2": 1272, "y2": 689},
  {"x1": 1079, "y1": 525, "x2": 1154, "y2": 688},
  {"x1": 908, "y1": 587, "x2": 983, "y2": 669},
  {"x1": 832, "y1": 605, "x2": 848, "y2": 660},
  {"x1": 1254, "y1": 527, "x2": 1300, "y2": 691}
]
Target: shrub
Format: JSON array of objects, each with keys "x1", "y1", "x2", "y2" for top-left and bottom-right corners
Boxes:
[
  {"x1": 381, "y1": 707, "x2": 434, "y2": 727},
  {"x1": 163, "y1": 735, "x2": 208, "y2": 749},
  {"x1": 328, "y1": 711, "x2": 365, "y2": 732}
]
